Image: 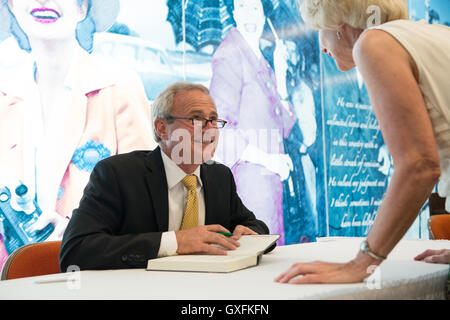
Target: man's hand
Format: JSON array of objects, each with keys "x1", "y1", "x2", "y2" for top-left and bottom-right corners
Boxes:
[
  {"x1": 414, "y1": 249, "x2": 450, "y2": 264},
  {"x1": 232, "y1": 225, "x2": 258, "y2": 240},
  {"x1": 175, "y1": 225, "x2": 240, "y2": 255}
]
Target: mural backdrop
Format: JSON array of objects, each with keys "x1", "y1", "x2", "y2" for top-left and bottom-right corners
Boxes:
[{"x1": 0, "y1": 0, "x2": 447, "y2": 268}]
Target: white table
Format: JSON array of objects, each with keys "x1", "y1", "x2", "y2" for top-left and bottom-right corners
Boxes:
[{"x1": 0, "y1": 237, "x2": 448, "y2": 300}]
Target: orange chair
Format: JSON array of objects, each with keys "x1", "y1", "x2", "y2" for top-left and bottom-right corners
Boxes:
[
  {"x1": 1, "y1": 241, "x2": 61, "y2": 280},
  {"x1": 428, "y1": 214, "x2": 450, "y2": 240}
]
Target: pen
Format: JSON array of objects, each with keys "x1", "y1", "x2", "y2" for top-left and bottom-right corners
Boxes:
[
  {"x1": 217, "y1": 231, "x2": 233, "y2": 237},
  {"x1": 35, "y1": 278, "x2": 75, "y2": 285}
]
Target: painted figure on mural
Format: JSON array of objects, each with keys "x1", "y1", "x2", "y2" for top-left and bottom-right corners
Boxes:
[
  {"x1": 209, "y1": 0, "x2": 297, "y2": 245},
  {"x1": 282, "y1": 38, "x2": 321, "y2": 243},
  {"x1": 0, "y1": 0, "x2": 156, "y2": 266}
]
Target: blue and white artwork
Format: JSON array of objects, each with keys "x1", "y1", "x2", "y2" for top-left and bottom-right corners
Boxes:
[
  {"x1": 321, "y1": 56, "x2": 388, "y2": 237},
  {"x1": 1, "y1": 0, "x2": 446, "y2": 269},
  {"x1": 409, "y1": 0, "x2": 450, "y2": 25}
]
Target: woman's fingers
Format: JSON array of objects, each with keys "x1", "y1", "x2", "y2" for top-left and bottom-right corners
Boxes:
[
  {"x1": 275, "y1": 261, "x2": 369, "y2": 284},
  {"x1": 414, "y1": 249, "x2": 440, "y2": 260},
  {"x1": 275, "y1": 262, "x2": 321, "y2": 283}
]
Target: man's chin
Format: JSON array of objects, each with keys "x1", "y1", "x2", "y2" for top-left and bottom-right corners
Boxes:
[{"x1": 193, "y1": 146, "x2": 216, "y2": 164}]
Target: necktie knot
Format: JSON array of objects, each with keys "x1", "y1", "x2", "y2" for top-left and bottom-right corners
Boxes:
[{"x1": 182, "y1": 175, "x2": 197, "y2": 191}]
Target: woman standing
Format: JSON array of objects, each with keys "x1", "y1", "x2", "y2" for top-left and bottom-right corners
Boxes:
[{"x1": 276, "y1": 0, "x2": 450, "y2": 284}]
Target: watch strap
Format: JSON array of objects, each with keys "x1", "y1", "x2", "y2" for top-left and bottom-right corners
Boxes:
[{"x1": 360, "y1": 239, "x2": 386, "y2": 261}]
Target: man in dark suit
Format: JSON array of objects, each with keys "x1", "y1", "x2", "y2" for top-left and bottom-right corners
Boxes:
[{"x1": 59, "y1": 82, "x2": 270, "y2": 271}]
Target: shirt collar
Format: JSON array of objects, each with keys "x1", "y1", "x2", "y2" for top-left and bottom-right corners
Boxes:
[{"x1": 160, "y1": 148, "x2": 202, "y2": 190}]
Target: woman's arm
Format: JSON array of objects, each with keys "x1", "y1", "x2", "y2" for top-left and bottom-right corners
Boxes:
[{"x1": 353, "y1": 30, "x2": 440, "y2": 267}]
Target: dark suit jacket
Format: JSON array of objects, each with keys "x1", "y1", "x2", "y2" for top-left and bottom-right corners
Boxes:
[{"x1": 59, "y1": 147, "x2": 270, "y2": 271}]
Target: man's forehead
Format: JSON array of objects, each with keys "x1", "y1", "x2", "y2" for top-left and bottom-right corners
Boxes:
[{"x1": 173, "y1": 90, "x2": 217, "y2": 114}]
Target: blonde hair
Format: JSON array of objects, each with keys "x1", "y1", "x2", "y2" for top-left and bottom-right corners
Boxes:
[
  {"x1": 151, "y1": 82, "x2": 211, "y2": 142},
  {"x1": 299, "y1": 0, "x2": 409, "y2": 30}
]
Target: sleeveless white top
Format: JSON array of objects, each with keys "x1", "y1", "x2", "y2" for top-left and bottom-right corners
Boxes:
[{"x1": 370, "y1": 20, "x2": 450, "y2": 210}]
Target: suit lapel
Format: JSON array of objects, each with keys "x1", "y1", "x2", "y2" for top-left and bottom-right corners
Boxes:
[
  {"x1": 144, "y1": 149, "x2": 217, "y2": 230},
  {"x1": 145, "y1": 147, "x2": 169, "y2": 231}
]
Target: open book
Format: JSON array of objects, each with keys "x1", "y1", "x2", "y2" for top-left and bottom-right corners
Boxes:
[{"x1": 146, "y1": 234, "x2": 280, "y2": 273}]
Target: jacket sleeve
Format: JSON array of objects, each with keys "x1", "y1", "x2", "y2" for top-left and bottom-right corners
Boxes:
[{"x1": 59, "y1": 158, "x2": 161, "y2": 271}]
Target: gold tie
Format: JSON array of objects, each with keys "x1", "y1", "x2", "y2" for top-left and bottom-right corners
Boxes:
[{"x1": 180, "y1": 175, "x2": 198, "y2": 230}]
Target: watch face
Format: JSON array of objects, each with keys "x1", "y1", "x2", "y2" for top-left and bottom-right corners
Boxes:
[
  {"x1": 360, "y1": 240, "x2": 367, "y2": 251},
  {"x1": 360, "y1": 240, "x2": 385, "y2": 260},
  {"x1": 360, "y1": 240, "x2": 370, "y2": 254}
]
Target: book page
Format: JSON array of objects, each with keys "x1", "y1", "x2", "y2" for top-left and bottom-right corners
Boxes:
[
  {"x1": 217, "y1": 234, "x2": 279, "y2": 256},
  {"x1": 146, "y1": 254, "x2": 258, "y2": 273},
  {"x1": 146, "y1": 235, "x2": 279, "y2": 273},
  {"x1": 149, "y1": 255, "x2": 249, "y2": 263}
]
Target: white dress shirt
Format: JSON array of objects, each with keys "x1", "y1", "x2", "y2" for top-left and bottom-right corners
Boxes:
[{"x1": 157, "y1": 149, "x2": 206, "y2": 257}]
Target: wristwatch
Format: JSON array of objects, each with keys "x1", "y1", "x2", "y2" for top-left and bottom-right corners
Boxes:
[{"x1": 360, "y1": 239, "x2": 386, "y2": 261}]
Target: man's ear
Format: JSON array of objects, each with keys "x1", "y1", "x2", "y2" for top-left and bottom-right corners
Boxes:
[{"x1": 154, "y1": 118, "x2": 168, "y2": 141}]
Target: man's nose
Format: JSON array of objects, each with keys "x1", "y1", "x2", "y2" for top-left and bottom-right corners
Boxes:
[{"x1": 203, "y1": 120, "x2": 215, "y2": 129}]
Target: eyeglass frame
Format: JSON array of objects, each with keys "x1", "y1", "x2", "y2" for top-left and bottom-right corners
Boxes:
[{"x1": 165, "y1": 115, "x2": 227, "y2": 128}]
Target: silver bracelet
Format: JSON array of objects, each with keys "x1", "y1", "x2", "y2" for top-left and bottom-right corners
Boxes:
[{"x1": 360, "y1": 239, "x2": 386, "y2": 261}]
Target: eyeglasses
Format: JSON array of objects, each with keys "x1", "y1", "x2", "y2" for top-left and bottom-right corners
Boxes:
[{"x1": 166, "y1": 116, "x2": 227, "y2": 128}]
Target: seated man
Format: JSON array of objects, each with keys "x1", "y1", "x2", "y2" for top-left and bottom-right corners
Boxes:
[{"x1": 59, "y1": 82, "x2": 270, "y2": 271}]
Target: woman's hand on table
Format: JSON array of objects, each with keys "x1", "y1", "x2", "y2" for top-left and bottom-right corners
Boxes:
[
  {"x1": 414, "y1": 249, "x2": 450, "y2": 264},
  {"x1": 274, "y1": 252, "x2": 380, "y2": 284}
]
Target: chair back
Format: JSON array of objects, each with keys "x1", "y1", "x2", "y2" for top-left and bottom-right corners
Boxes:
[
  {"x1": 428, "y1": 214, "x2": 450, "y2": 240},
  {"x1": 429, "y1": 193, "x2": 448, "y2": 215},
  {"x1": 1, "y1": 241, "x2": 61, "y2": 280}
]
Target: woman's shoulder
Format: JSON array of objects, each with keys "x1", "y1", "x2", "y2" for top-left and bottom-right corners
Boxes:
[
  {"x1": 358, "y1": 19, "x2": 420, "y2": 44},
  {"x1": 359, "y1": 19, "x2": 448, "y2": 50},
  {"x1": 353, "y1": 25, "x2": 409, "y2": 64}
]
